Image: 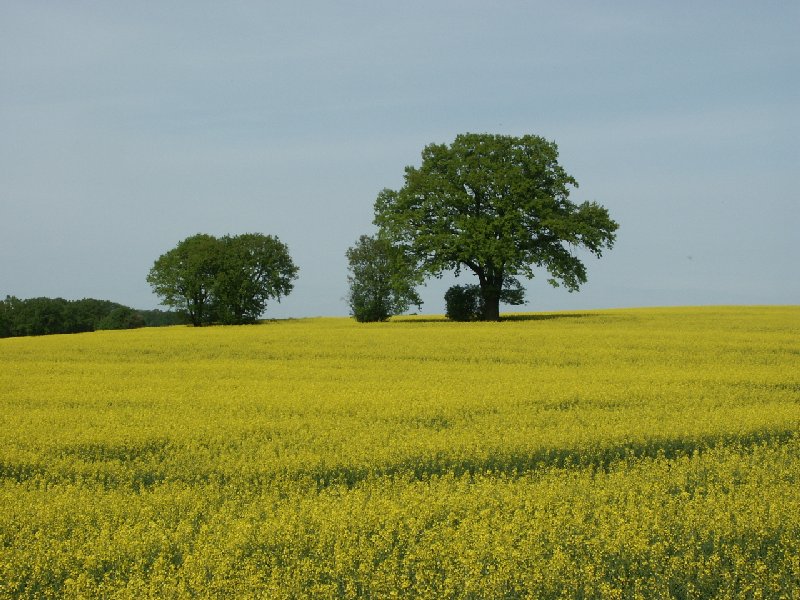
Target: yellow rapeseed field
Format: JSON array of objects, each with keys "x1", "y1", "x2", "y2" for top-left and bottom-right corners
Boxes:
[{"x1": 1, "y1": 306, "x2": 798, "y2": 599}]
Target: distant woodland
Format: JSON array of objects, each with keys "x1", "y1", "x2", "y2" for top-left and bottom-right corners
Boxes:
[{"x1": 0, "y1": 296, "x2": 185, "y2": 338}]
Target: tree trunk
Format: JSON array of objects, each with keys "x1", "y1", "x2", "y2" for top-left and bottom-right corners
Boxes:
[
  {"x1": 472, "y1": 265, "x2": 502, "y2": 321},
  {"x1": 480, "y1": 282, "x2": 501, "y2": 322}
]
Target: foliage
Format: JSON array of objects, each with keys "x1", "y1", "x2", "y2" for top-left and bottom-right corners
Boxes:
[
  {"x1": 345, "y1": 234, "x2": 421, "y2": 322},
  {"x1": 0, "y1": 301, "x2": 10, "y2": 338},
  {"x1": 444, "y1": 284, "x2": 481, "y2": 321},
  {"x1": 137, "y1": 309, "x2": 188, "y2": 327},
  {"x1": 96, "y1": 307, "x2": 146, "y2": 331},
  {"x1": 2, "y1": 296, "x2": 76, "y2": 336},
  {"x1": 0, "y1": 296, "x2": 161, "y2": 338},
  {"x1": 1, "y1": 307, "x2": 798, "y2": 597},
  {"x1": 374, "y1": 133, "x2": 619, "y2": 320},
  {"x1": 146, "y1": 234, "x2": 222, "y2": 326},
  {"x1": 445, "y1": 277, "x2": 527, "y2": 322},
  {"x1": 147, "y1": 233, "x2": 298, "y2": 326},
  {"x1": 215, "y1": 234, "x2": 299, "y2": 324}
]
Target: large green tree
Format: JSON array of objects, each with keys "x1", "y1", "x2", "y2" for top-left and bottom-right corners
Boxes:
[
  {"x1": 147, "y1": 233, "x2": 298, "y2": 326},
  {"x1": 345, "y1": 234, "x2": 421, "y2": 322},
  {"x1": 374, "y1": 133, "x2": 619, "y2": 321}
]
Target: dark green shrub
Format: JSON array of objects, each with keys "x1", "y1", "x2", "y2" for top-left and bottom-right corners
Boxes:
[{"x1": 444, "y1": 285, "x2": 483, "y2": 321}]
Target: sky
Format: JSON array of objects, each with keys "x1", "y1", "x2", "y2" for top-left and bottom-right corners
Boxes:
[{"x1": 2, "y1": 1, "x2": 798, "y2": 318}]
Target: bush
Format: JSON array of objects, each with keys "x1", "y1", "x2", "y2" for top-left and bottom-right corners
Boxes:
[{"x1": 444, "y1": 285, "x2": 483, "y2": 321}]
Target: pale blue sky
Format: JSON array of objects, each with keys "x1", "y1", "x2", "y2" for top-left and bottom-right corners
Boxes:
[{"x1": 2, "y1": 1, "x2": 798, "y2": 317}]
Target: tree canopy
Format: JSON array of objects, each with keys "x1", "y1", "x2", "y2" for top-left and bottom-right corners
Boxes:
[
  {"x1": 147, "y1": 234, "x2": 220, "y2": 326},
  {"x1": 215, "y1": 233, "x2": 299, "y2": 324},
  {"x1": 374, "y1": 133, "x2": 619, "y2": 321},
  {"x1": 147, "y1": 233, "x2": 298, "y2": 326},
  {"x1": 345, "y1": 234, "x2": 422, "y2": 322}
]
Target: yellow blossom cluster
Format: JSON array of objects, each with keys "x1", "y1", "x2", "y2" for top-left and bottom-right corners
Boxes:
[{"x1": 1, "y1": 306, "x2": 798, "y2": 598}]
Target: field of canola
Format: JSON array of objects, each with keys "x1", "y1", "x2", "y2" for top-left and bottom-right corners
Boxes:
[{"x1": 1, "y1": 306, "x2": 799, "y2": 599}]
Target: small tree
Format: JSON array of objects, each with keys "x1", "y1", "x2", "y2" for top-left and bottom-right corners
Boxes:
[{"x1": 346, "y1": 234, "x2": 421, "y2": 322}]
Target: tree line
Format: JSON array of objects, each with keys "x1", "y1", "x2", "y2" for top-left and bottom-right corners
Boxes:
[
  {"x1": 0, "y1": 296, "x2": 184, "y2": 338},
  {"x1": 2, "y1": 132, "x2": 619, "y2": 336}
]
